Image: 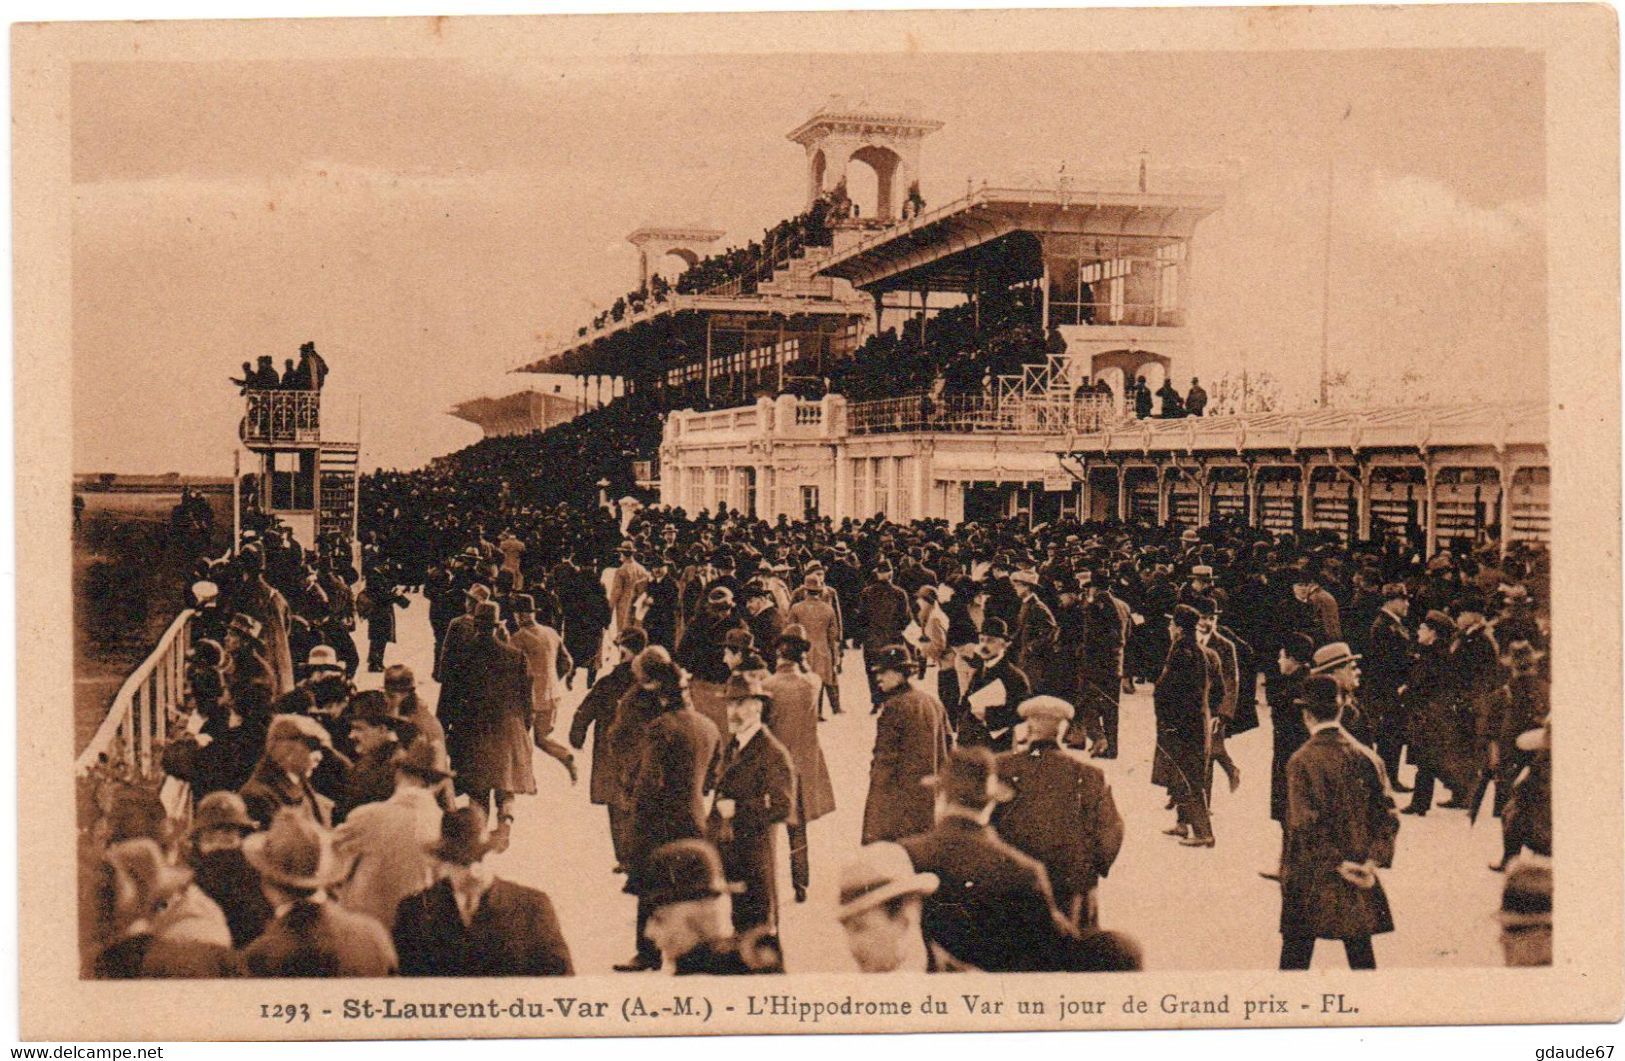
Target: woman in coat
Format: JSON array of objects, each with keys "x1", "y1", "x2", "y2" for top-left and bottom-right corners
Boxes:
[{"x1": 761, "y1": 627, "x2": 836, "y2": 902}]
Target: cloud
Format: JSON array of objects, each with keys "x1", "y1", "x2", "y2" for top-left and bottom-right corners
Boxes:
[{"x1": 1353, "y1": 170, "x2": 1542, "y2": 251}]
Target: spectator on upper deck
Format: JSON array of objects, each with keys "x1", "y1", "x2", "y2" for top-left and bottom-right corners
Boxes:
[
  {"x1": 1186, "y1": 378, "x2": 1208, "y2": 417},
  {"x1": 1157, "y1": 380, "x2": 1185, "y2": 419}
]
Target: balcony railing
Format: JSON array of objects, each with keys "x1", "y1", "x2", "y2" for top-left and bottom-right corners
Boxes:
[
  {"x1": 847, "y1": 393, "x2": 1120, "y2": 436},
  {"x1": 242, "y1": 389, "x2": 321, "y2": 445}
]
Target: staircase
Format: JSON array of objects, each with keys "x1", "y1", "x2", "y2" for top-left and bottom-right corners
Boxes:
[{"x1": 755, "y1": 248, "x2": 837, "y2": 299}]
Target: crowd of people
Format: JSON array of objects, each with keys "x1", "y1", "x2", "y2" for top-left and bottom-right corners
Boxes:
[
  {"x1": 573, "y1": 196, "x2": 842, "y2": 340},
  {"x1": 828, "y1": 287, "x2": 1053, "y2": 403},
  {"x1": 229, "y1": 341, "x2": 330, "y2": 394},
  {"x1": 83, "y1": 468, "x2": 1553, "y2": 975}
]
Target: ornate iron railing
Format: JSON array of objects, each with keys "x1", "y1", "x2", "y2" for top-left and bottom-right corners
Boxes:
[{"x1": 242, "y1": 388, "x2": 320, "y2": 445}]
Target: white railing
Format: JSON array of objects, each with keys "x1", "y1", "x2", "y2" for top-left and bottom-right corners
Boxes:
[
  {"x1": 847, "y1": 393, "x2": 1120, "y2": 435},
  {"x1": 793, "y1": 402, "x2": 825, "y2": 427},
  {"x1": 75, "y1": 609, "x2": 195, "y2": 780}
]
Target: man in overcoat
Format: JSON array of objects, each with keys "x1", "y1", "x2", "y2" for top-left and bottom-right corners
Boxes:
[
  {"x1": 707, "y1": 673, "x2": 797, "y2": 937},
  {"x1": 1009, "y1": 569, "x2": 1059, "y2": 692},
  {"x1": 1153, "y1": 604, "x2": 1215, "y2": 847},
  {"x1": 392, "y1": 805, "x2": 574, "y2": 977},
  {"x1": 994, "y1": 696, "x2": 1124, "y2": 929},
  {"x1": 1278, "y1": 676, "x2": 1400, "y2": 970},
  {"x1": 761, "y1": 625, "x2": 836, "y2": 902},
  {"x1": 1363, "y1": 582, "x2": 1415, "y2": 789},
  {"x1": 619, "y1": 647, "x2": 721, "y2": 972},
  {"x1": 787, "y1": 569, "x2": 843, "y2": 716},
  {"x1": 901, "y1": 747, "x2": 1068, "y2": 972},
  {"x1": 444, "y1": 601, "x2": 535, "y2": 852},
  {"x1": 861, "y1": 645, "x2": 952, "y2": 844},
  {"x1": 568, "y1": 626, "x2": 646, "y2": 869},
  {"x1": 856, "y1": 561, "x2": 913, "y2": 708},
  {"x1": 955, "y1": 618, "x2": 1030, "y2": 752}
]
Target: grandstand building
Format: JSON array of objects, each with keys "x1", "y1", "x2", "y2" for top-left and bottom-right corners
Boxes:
[{"x1": 521, "y1": 101, "x2": 1551, "y2": 556}]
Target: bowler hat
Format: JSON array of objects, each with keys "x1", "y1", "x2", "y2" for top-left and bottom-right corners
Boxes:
[
  {"x1": 723, "y1": 627, "x2": 755, "y2": 652},
  {"x1": 922, "y1": 746, "x2": 1014, "y2": 807},
  {"x1": 615, "y1": 626, "x2": 649, "y2": 652},
  {"x1": 641, "y1": 839, "x2": 743, "y2": 908},
  {"x1": 980, "y1": 617, "x2": 1011, "y2": 641},
  {"x1": 510, "y1": 593, "x2": 536, "y2": 614},
  {"x1": 383, "y1": 664, "x2": 416, "y2": 693},
  {"x1": 427, "y1": 805, "x2": 492, "y2": 866},
  {"x1": 721, "y1": 671, "x2": 772, "y2": 703},
  {"x1": 243, "y1": 809, "x2": 339, "y2": 890},
  {"x1": 474, "y1": 601, "x2": 502, "y2": 626},
  {"x1": 836, "y1": 843, "x2": 940, "y2": 921},
  {"x1": 867, "y1": 644, "x2": 914, "y2": 675},
  {"x1": 346, "y1": 689, "x2": 407, "y2": 730}
]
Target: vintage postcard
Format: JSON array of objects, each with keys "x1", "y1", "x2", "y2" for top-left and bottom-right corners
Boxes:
[{"x1": 14, "y1": 4, "x2": 1621, "y2": 1042}]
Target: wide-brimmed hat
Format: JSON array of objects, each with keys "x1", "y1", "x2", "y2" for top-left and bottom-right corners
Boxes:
[
  {"x1": 305, "y1": 645, "x2": 344, "y2": 675},
  {"x1": 922, "y1": 746, "x2": 1013, "y2": 807},
  {"x1": 243, "y1": 810, "x2": 339, "y2": 890},
  {"x1": 190, "y1": 791, "x2": 257, "y2": 835},
  {"x1": 427, "y1": 805, "x2": 491, "y2": 866},
  {"x1": 867, "y1": 644, "x2": 914, "y2": 675},
  {"x1": 383, "y1": 664, "x2": 416, "y2": 693},
  {"x1": 106, "y1": 838, "x2": 194, "y2": 918},
  {"x1": 226, "y1": 613, "x2": 264, "y2": 643},
  {"x1": 837, "y1": 842, "x2": 940, "y2": 921},
  {"x1": 775, "y1": 624, "x2": 812, "y2": 651},
  {"x1": 642, "y1": 839, "x2": 743, "y2": 908},
  {"x1": 1309, "y1": 642, "x2": 1361, "y2": 675},
  {"x1": 1190, "y1": 564, "x2": 1214, "y2": 579},
  {"x1": 191, "y1": 580, "x2": 220, "y2": 605},
  {"x1": 1018, "y1": 695, "x2": 1075, "y2": 723},
  {"x1": 1010, "y1": 569, "x2": 1040, "y2": 588},
  {"x1": 721, "y1": 671, "x2": 772, "y2": 703}
]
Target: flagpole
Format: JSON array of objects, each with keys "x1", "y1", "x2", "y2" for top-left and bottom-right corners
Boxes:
[{"x1": 1318, "y1": 154, "x2": 1334, "y2": 407}]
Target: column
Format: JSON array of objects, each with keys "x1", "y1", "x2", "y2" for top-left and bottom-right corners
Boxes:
[
  {"x1": 1299, "y1": 462, "x2": 1314, "y2": 531},
  {"x1": 1423, "y1": 460, "x2": 1438, "y2": 559},
  {"x1": 1116, "y1": 466, "x2": 1128, "y2": 522},
  {"x1": 1245, "y1": 465, "x2": 1260, "y2": 528},
  {"x1": 1040, "y1": 252, "x2": 1052, "y2": 331},
  {"x1": 1157, "y1": 467, "x2": 1171, "y2": 526},
  {"x1": 1355, "y1": 465, "x2": 1373, "y2": 542},
  {"x1": 1497, "y1": 462, "x2": 1512, "y2": 559},
  {"x1": 1195, "y1": 466, "x2": 1211, "y2": 527},
  {"x1": 834, "y1": 452, "x2": 853, "y2": 523}
]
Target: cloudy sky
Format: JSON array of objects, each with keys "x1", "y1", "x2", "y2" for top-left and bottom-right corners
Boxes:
[{"x1": 71, "y1": 44, "x2": 1545, "y2": 473}]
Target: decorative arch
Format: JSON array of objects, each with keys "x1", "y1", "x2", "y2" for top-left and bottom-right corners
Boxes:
[
  {"x1": 810, "y1": 150, "x2": 827, "y2": 206},
  {"x1": 848, "y1": 144, "x2": 904, "y2": 221}
]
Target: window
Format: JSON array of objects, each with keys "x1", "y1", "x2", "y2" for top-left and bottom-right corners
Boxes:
[
  {"x1": 801, "y1": 484, "x2": 820, "y2": 520},
  {"x1": 269, "y1": 450, "x2": 315, "y2": 511},
  {"x1": 895, "y1": 457, "x2": 915, "y2": 521},
  {"x1": 871, "y1": 458, "x2": 890, "y2": 519},
  {"x1": 852, "y1": 458, "x2": 871, "y2": 516}
]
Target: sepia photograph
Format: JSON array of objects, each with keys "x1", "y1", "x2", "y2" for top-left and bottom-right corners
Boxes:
[{"x1": 11, "y1": 2, "x2": 1621, "y2": 1044}]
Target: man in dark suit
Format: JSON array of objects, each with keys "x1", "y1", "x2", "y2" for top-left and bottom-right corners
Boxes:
[
  {"x1": 619, "y1": 647, "x2": 722, "y2": 972},
  {"x1": 707, "y1": 673, "x2": 796, "y2": 938},
  {"x1": 444, "y1": 601, "x2": 535, "y2": 852},
  {"x1": 1278, "y1": 677, "x2": 1401, "y2": 970},
  {"x1": 569, "y1": 626, "x2": 647, "y2": 871},
  {"x1": 186, "y1": 791, "x2": 272, "y2": 949},
  {"x1": 1363, "y1": 582, "x2": 1415, "y2": 790},
  {"x1": 863, "y1": 645, "x2": 952, "y2": 844},
  {"x1": 994, "y1": 697, "x2": 1124, "y2": 930},
  {"x1": 1009, "y1": 569, "x2": 1059, "y2": 692},
  {"x1": 393, "y1": 805, "x2": 573, "y2": 977},
  {"x1": 901, "y1": 747, "x2": 1069, "y2": 972},
  {"x1": 1153, "y1": 604, "x2": 1215, "y2": 847},
  {"x1": 936, "y1": 616, "x2": 982, "y2": 736},
  {"x1": 956, "y1": 618, "x2": 1030, "y2": 752},
  {"x1": 1077, "y1": 570, "x2": 1125, "y2": 756},
  {"x1": 856, "y1": 561, "x2": 913, "y2": 709}
]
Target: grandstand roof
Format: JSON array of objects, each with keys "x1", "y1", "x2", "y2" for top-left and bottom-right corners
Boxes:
[
  {"x1": 817, "y1": 183, "x2": 1225, "y2": 293},
  {"x1": 449, "y1": 389, "x2": 582, "y2": 437},
  {"x1": 512, "y1": 291, "x2": 869, "y2": 377}
]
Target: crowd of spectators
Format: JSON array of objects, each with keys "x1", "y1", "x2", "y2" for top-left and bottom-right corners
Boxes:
[{"x1": 827, "y1": 287, "x2": 1051, "y2": 403}]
